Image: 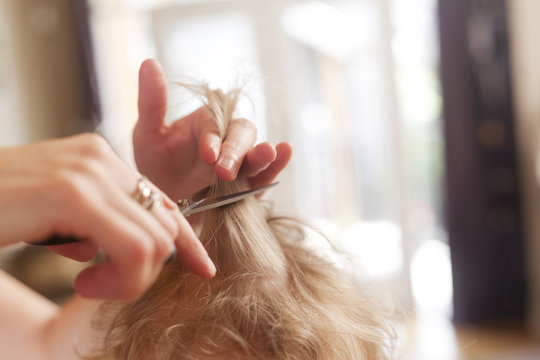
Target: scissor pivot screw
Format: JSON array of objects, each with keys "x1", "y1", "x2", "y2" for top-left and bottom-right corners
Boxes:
[{"x1": 177, "y1": 199, "x2": 192, "y2": 210}]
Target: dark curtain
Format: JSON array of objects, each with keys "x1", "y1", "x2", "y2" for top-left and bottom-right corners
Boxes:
[
  {"x1": 439, "y1": 0, "x2": 527, "y2": 325},
  {"x1": 72, "y1": 0, "x2": 101, "y2": 130}
]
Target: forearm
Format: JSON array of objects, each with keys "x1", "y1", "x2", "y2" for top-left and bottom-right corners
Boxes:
[
  {"x1": 0, "y1": 270, "x2": 58, "y2": 359},
  {"x1": 0, "y1": 270, "x2": 104, "y2": 360},
  {"x1": 42, "y1": 295, "x2": 105, "y2": 360}
]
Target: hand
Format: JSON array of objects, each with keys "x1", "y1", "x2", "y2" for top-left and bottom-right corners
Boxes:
[
  {"x1": 0, "y1": 134, "x2": 215, "y2": 300},
  {"x1": 133, "y1": 59, "x2": 293, "y2": 201}
]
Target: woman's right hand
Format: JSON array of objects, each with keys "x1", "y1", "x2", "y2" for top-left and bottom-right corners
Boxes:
[{"x1": 0, "y1": 133, "x2": 215, "y2": 300}]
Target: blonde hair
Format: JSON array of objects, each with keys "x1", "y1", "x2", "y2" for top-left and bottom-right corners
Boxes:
[{"x1": 90, "y1": 86, "x2": 396, "y2": 359}]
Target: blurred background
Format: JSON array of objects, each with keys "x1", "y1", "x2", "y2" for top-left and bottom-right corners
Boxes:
[{"x1": 0, "y1": 0, "x2": 540, "y2": 358}]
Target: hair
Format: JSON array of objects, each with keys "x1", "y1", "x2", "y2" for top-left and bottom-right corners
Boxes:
[{"x1": 88, "y1": 86, "x2": 397, "y2": 360}]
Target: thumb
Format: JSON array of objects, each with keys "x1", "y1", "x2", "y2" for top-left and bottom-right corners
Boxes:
[{"x1": 136, "y1": 59, "x2": 168, "y2": 134}]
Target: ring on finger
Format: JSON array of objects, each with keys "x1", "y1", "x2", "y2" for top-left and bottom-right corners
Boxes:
[{"x1": 132, "y1": 176, "x2": 161, "y2": 210}]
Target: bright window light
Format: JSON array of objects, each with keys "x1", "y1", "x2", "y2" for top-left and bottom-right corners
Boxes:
[
  {"x1": 300, "y1": 102, "x2": 332, "y2": 135},
  {"x1": 280, "y1": 1, "x2": 376, "y2": 60},
  {"x1": 341, "y1": 221, "x2": 403, "y2": 278},
  {"x1": 155, "y1": 10, "x2": 266, "y2": 138},
  {"x1": 410, "y1": 239, "x2": 453, "y2": 313}
]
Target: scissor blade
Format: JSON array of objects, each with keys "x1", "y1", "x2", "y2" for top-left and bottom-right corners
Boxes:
[{"x1": 183, "y1": 182, "x2": 278, "y2": 216}]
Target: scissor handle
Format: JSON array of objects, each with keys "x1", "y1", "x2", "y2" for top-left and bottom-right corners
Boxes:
[{"x1": 33, "y1": 234, "x2": 84, "y2": 246}]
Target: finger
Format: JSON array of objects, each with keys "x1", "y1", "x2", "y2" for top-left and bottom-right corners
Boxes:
[
  {"x1": 150, "y1": 200, "x2": 179, "y2": 246},
  {"x1": 135, "y1": 58, "x2": 168, "y2": 135},
  {"x1": 196, "y1": 110, "x2": 222, "y2": 164},
  {"x1": 86, "y1": 151, "x2": 179, "y2": 262},
  {"x1": 215, "y1": 118, "x2": 257, "y2": 181},
  {"x1": 241, "y1": 142, "x2": 277, "y2": 177},
  {"x1": 247, "y1": 142, "x2": 293, "y2": 189},
  {"x1": 75, "y1": 253, "x2": 156, "y2": 301},
  {"x1": 174, "y1": 215, "x2": 216, "y2": 279},
  {"x1": 151, "y1": 190, "x2": 215, "y2": 279},
  {"x1": 170, "y1": 106, "x2": 221, "y2": 164},
  {"x1": 146, "y1": 194, "x2": 186, "y2": 263},
  {"x1": 114, "y1": 193, "x2": 174, "y2": 266},
  {"x1": 73, "y1": 207, "x2": 161, "y2": 300},
  {"x1": 46, "y1": 240, "x2": 99, "y2": 262},
  {"x1": 72, "y1": 156, "x2": 175, "y2": 266}
]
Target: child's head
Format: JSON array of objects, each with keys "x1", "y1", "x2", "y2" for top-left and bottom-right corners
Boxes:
[{"x1": 90, "y1": 86, "x2": 396, "y2": 359}]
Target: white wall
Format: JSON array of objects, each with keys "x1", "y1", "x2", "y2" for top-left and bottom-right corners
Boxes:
[
  {"x1": 1, "y1": 0, "x2": 95, "y2": 144},
  {"x1": 508, "y1": 0, "x2": 540, "y2": 337},
  {"x1": 0, "y1": 1, "x2": 25, "y2": 146}
]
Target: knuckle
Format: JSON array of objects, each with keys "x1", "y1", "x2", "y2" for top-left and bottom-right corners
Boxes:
[
  {"x1": 75, "y1": 133, "x2": 111, "y2": 159},
  {"x1": 39, "y1": 172, "x2": 90, "y2": 221},
  {"x1": 150, "y1": 231, "x2": 172, "y2": 262},
  {"x1": 221, "y1": 141, "x2": 242, "y2": 156},
  {"x1": 71, "y1": 156, "x2": 102, "y2": 178},
  {"x1": 156, "y1": 240, "x2": 172, "y2": 263},
  {"x1": 170, "y1": 219, "x2": 180, "y2": 240},
  {"x1": 47, "y1": 163, "x2": 103, "y2": 207},
  {"x1": 127, "y1": 238, "x2": 155, "y2": 265},
  {"x1": 160, "y1": 215, "x2": 179, "y2": 245},
  {"x1": 51, "y1": 170, "x2": 88, "y2": 203},
  {"x1": 233, "y1": 118, "x2": 256, "y2": 134}
]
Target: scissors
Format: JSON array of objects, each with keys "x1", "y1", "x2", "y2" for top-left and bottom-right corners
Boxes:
[
  {"x1": 34, "y1": 182, "x2": 278, "y2": 246},
  {"x1": 178, "y1": 181, "x2": 277, "y2": 217}
]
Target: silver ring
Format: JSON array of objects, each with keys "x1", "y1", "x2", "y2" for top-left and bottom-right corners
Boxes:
[{"x1": 133, "y1": 176, "x2": 160, "y2": 210}]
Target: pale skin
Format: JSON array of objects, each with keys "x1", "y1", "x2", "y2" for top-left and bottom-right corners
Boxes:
[
  {"x1": 133, "y1": 59, "x2": 292, "y2": 200},
  {"x1": 0, "y1": 59, "x2": 293, "y2": 359}
]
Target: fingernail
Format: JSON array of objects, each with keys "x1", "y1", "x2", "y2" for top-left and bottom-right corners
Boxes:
[
  {"x1": 210, "y1": 144, "x2": 220, "y2": 162},
  {"x1": 218, "y1": 157, "x2": 235, "y2": 173},
  {"x1": 206, "y1": 257, "x2": 217, "y2": 276},
  {"x1": 198, "y1": 241, "x2": 216, "y2": 276},
  {"x1": 163, "y1": 197, "x2": 177, "y2": 210},
  {"x1": 164, "y1": 247, "x2": 177, "y2": 264}
]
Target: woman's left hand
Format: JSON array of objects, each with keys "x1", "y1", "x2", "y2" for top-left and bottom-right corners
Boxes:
[{"x1": 133, "y1": 59, "x2": 293, "y2": 201}]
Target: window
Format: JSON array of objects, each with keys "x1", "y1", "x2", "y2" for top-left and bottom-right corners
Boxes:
[{"x1": 89, "y1": 0, "x2": 448, "y2": 317}]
